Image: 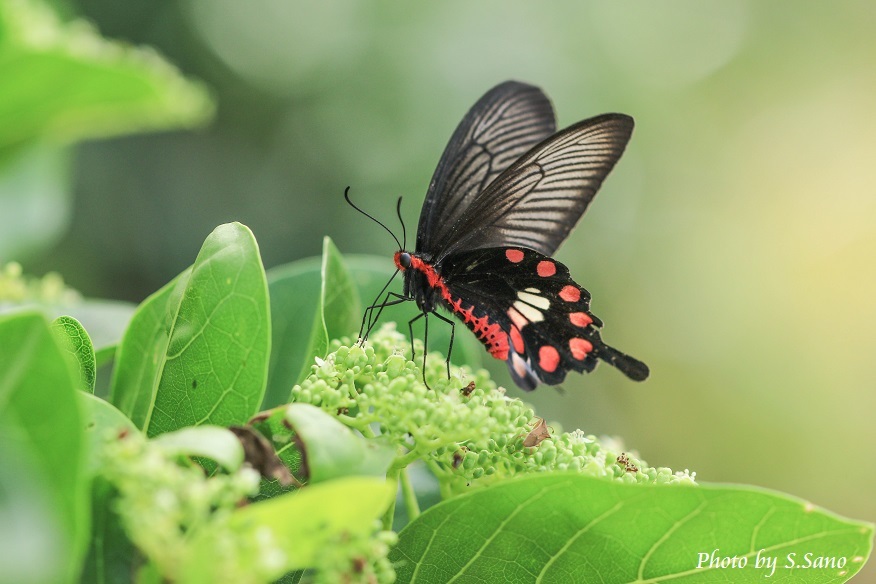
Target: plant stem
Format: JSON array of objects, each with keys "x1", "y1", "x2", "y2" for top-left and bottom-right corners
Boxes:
[
  {"x1": 382, "y1": 466, "x2": 400, "y2": 531},
  {"x1": 400, "y1": 466, "x2": 420, "y2": 521}
]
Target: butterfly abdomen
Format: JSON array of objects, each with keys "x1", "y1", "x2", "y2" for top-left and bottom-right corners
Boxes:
[{"x1": 395, "y1": 251, "x2": 510, "y2": 360}]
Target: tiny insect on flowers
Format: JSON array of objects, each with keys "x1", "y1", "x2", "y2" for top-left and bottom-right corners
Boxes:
[{"x1": 350, "y1": 81, "x2": 649, "y2": 390}]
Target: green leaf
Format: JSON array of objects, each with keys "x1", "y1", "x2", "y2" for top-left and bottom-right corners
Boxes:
[
  {"x1": 52, "y1": 315, "x2": 96, "y2": 393},
  {"x1": 0, "y1": 0, "x2": 213, "y2": 153},
  {"x1": 108, "y1": 268, "x2": 191, "y2": 429},
  {"x1": 151, "y1": 426, "x2": 244, "y2": 472},
  {"x1": 110, "y1": 222, "x2": 270, "y2": 437},
  {"x1": 285, "y1": 403, "x2": 395, "y2": 483},
  {"x1": 391, "y1": 474, "x2": 874, "y2": 583},
  {"x1": 79, "y1": 477, "x2": 137, "y2": 584},
  {"x1": 264, "y1": 237, "x2": 359, "y2": 408},
  {"x1": 0, "y1": 311, "x2": 88, "y2": 583},
  {"x1": 78, "y1": 392, "x2": 137, "y2": 475},
  {"x1": 224, "y1": 477, "x2": 395, "y2": 574},
  {"x1": 0, "y1": 299, "x2": 136, "y2": 357},
  {"x1": 0, "y1": 145, "x2": 70, "y2": 258}
]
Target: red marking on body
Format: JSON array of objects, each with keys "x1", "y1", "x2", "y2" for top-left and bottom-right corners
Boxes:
[
  {"x1": 537, "y1": 261, "x2": 556, "y2": 277},
  {"x1": 510, "y1": 325, "x2": 524, "y2": 354},
  {"x1": 403, "y1": 253, "x2": 509, "y2": 360},
  {"x1": 506, "y1": 249, "x2": 524, "y2": 263},
  {"x1": 569, "y1": 338, "x2": 593, "y2": 360},
  {"x1": 538, "y1": 345, "x2": 560, "y2": 372},
  {"x1": 569, "y1": 312, "x2": 592, "y2": 327},
  {"x1": 559, "y1": 285, "x2": 580, "y2": 302}
]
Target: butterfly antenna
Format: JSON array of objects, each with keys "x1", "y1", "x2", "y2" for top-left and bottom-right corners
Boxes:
[
  {"x1": 344, "y1": 186, "x2": 402, "y2": 250},
  {"x1": 396, "y1": 196, "x2": 407, "y2": 250}
]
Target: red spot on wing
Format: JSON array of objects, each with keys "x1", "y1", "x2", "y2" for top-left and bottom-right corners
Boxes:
[
  {"x1": 538, "y1": 345, "x2": 560, "y2": 373},
  {"x1": 507, "y1": 307, "x2": 528, "y2": 329},
  {"x1": 559, "y1": 285, "x2": 581, "y2": 302},
  {"x1": 506, "y1": 249, "x2": 524, "y2": 263},
  {"x1": 537, "y1": 261, "x2": 556, "y2": 277},
  {"x1": 569, "y1": 312, "x2": 592, "y2": 327},
  {"x1": 569, "y1": 338, "x2": 593, "y2": 360},
  {"x1": 510, "y1": 325, "x2": 524, "y2": 354}
]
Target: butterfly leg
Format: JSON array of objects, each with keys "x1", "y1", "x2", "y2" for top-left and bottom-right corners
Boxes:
[
  {"x1": 360, "y1": 292, "x2": 412, "y2": 344},
  {"x1": 359, "y1": 269, "x2": 402, "y2": 340},
  {"x1": 429, "y1": 310, "x2": 455, "y2": 380},
  {"x1": 406, "y1": 311, "x2": 431, "y2": 389}
]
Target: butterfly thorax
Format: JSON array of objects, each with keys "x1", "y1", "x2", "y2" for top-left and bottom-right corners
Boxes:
[
  {"x1": 394, "y1": 251, "x2": 443, "y2": 313},
  {"x1": 394, "y1": 250, "x2": 510, "y2": 360}
]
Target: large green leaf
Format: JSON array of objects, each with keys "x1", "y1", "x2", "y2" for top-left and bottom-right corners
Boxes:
[
  {"x1": 0, "y1": 311, "x2": 88, "y2": 584},
  {"x1": 0, "y1": 0, "x2": 213, "y2": 153},
  {"x1": 391, "y1": 474, "x2": 874, "y2": 583},
  {"x1": 264, "y1": 237, "x2": 359, "y2": 408},
  {"x1": 110, "y1": 223, "x2": 270, "y2": 437}
]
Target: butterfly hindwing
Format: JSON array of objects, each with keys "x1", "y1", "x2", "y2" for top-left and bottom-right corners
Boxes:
[{"x1": 438, "y1": 247, "x2": 648, "y2": 389}]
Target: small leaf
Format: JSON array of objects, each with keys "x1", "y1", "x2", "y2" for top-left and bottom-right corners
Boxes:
[
  {"x1": 264, "y1": 237, "x2": 359, "y2": 408},
  {"x1": 228, "y1": 477, "x2": 394, "y2": 573},
  {"x1": 285, "y1": 403, "x2": 395, "y2": 483},
  {"x1": 0, "y1": 311, "x2": 88, "y2": 583},
  {"x1": 151, "y1": 426, "x2": 244, "y2": 471},
  {"x1": 111, "y1": 222, "x2": 271, "y2": 437},
  {"x1": 52, "y1": 315, "x2": 96, "y2": 393},
  {"x1": 78, "y1": 392, "x2": 138, "y2": 474},
  {"x1": 391, "y1": 474, "x2": 874, "y2": 583}
]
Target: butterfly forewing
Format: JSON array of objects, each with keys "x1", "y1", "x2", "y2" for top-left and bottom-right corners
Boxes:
[
  {"x1": 417, "y1": 81, "x2": 556, "y2": 256},
  {"x1": 434, "y1": 114, "x2": 634, "y2": 261}
]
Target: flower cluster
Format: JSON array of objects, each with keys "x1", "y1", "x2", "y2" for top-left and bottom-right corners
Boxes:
[
  {"x1": 311, "y1": 524, "x2": 398, "y2": 584},
  {"x1": 98, "y1": 431, "x2": 278, "y2": 584},
  {"x1": 0, "y1": 261, "x2": 80, "y2": 304},
  {"x1": 290, "y1": 324, "x2": 696, "y2": 498}
]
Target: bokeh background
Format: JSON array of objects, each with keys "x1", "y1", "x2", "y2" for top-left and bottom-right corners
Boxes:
[{"x1": 10, "y1": 1, "x2": 876, "y2": 578}]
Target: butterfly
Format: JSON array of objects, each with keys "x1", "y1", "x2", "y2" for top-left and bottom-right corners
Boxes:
[{"x1": 351, "y1": 80, "x2": 649, "y2": 390}]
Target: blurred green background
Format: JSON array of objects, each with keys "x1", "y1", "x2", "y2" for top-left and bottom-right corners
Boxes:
[{"x1": 4, "y1": 0, "x2": 875, "y2": 578}]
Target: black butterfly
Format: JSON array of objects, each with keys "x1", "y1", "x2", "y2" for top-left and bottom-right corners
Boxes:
[{"x1": 353, "y1": 80, "x2": 649, "y2": 390}]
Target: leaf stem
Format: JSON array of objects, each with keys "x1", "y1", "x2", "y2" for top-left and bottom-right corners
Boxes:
[{"x1": 400, "y1": 466, "x2": 420, "y2": 521}]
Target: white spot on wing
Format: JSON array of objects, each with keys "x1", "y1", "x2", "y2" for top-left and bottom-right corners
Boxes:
[
  {"x1": 524, "y1": 287, "x2": 540, "y2": 293},
  {"x1": 517, "y1": 291, "x2": 550, "y2": 310},
  {"x1": 513, "y1": 300, "x2": 544, "y2": 322}
]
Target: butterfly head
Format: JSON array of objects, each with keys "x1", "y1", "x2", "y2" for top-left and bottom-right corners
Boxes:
[{"x1": 394, "y1": 251, "x2": 412, "y2": 270}]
